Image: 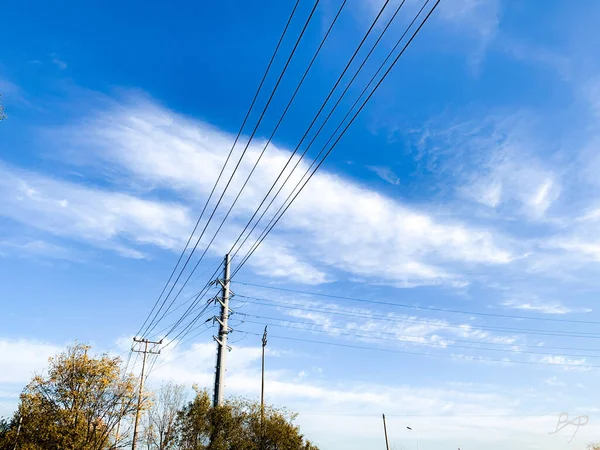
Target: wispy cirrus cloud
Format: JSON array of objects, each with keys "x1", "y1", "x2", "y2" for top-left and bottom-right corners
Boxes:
[
  {"x1": 366, "y1": 165, "x2": 400, "y2": 185},
  {"x1": 501, "y1": 296, "x2": 591, "y2": 316},
  {"x1": 0, "y1": 239, "x2": 85, "y2": 262},
  {"x1": 16, "y1": 94, "x2": 515, "y2": 288},
  {"x1": 49, "y1": 53, "x2": 67, "y2": 70},
  {"x1": 0, "y1": 162, "x2": 192, "y2": 259}
]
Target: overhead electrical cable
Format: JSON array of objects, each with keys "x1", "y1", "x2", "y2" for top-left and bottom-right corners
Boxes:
[
  {"x1": 238, "y1": 314, "x2": 600, "y2": 359},
  {"x1": 236, "y1": 330, "x2": 600, "y2": 369},
  {"x1": 145, "y1": 0, "x2": 390, "y2": 339},
  {"x1": 136, "y1": 0, "x2": 302, "y2": 338},
  {"x1": 232, "y1": 281, "x2": 600, "y2": 325},
  {"x1": 232, "y1": 0, "x2": 443, "y2": 277},
  {"x1": 141, "y1": 0, "x2": 322, "y2": 336},
  {"x1": 223, "y1": 0, "x2": 401, "y2": 262},
  {"x1": 236, "y1": 295, "x2": 600, "y2": 339}
]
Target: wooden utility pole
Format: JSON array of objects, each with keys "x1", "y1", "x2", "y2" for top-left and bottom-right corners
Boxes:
[
  {"x1": 213, "y1": 253, "x2": 232, "y2": 407},
  {"x1": 131, "y1": 337, "x2": 161, "y2": 450},
  {"x1": 382, "y1": 414, "x2": 390, "y2": 450}
]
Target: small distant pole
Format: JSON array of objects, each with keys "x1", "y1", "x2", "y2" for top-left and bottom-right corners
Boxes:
[
  {"x1": 261, "y1": 326, "x2": 268, "y2": 434},
  {"x1": 382, "y1": 414, "x2": 390, "y2": 450}
]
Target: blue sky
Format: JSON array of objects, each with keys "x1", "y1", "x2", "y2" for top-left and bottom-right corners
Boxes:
[{"x1": 2, "y1": 0, "x2": 600, "y2": 449}]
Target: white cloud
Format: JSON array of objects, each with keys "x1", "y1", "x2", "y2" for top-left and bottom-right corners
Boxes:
[
  {"x1": 538, "y1": 355, "x2": 590, "y2": 372},
  {"x1": 499, "y1": 36, "x2": 572, "y2": 81},
  {"x1": 414, "y1": 113, "x2": 562, "y2": 220},
  {"x1": 0, "y1": 338, "x2": 61, "y2": 384},
  {"x1": 31, "y1": 96, "x2": 515, "y2": 287},
  {"x1": 0, "y1": 239, "x2": 83, "y2": 262},
  {"x1": 0, "y1": 76, "x2": 29, "y2": 108},
  {"x1": 463, "y1": 150, "x2": 560, "y2": 219},
  {"x1": 239, "y1": 293, "x2": 522, "y2": 351},
  {"x1": 583, "y1": 78, "x2": 600, "y2": 117},
  {"x1": 50, "y1": 53, "x2": 67, "y2": 70},
  {"x1": 546, "y1": 207, "x2": 600, "y2": 269},
  {"x1": 437, "y1": 0, "x2": 501, "y2": 73},
  {"x1": 366, "y1": 165, "x2": 400, "y2": 185},
  {"x1": 501, "y1": 297, "x2": 584, "y2": 315},
  {"x1": 0, "y1": 162, "x2": 193, "y2": 258}
]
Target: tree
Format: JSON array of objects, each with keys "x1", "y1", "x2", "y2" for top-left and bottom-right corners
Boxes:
[
  {"x1": 1, "y1": 343, "x2": 138, "y2": 450},
  {"x1": 175, "y1": 388, "x2": 318, "y2": 450},
  {"x1": 142, "y1": 383, "x2": 186, "y2": 450}
]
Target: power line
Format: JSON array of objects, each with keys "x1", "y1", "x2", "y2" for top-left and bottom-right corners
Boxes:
[
  {"x1": 146, "y1": 326, "x2": 215, "y2": 377},
  {"x1": 223, "y1": 0, "x2": 396, "y2": 263},
  {"x1": 236, "y1": 330, "x2": 600, "y2": 369},
  {"x1": 155, "y1": 0, "x2": 439, "y2": 338},
  {"x1": 144, "y1": 301, "x2": 216, "y2": 378},
  {"x1": 143, "y1": 0, "x2": 362, "y2": 339},
  {"x1": 232, "y1": 0, "x2": 443, "y2": 277},
  {"x1": 232, "y1": 281, "x2": 600, "y2": 325},
  {"x1": 238, "y1": 315, "x2": 600, "y2": 360},
  {"x1": 230, "y1": 0, "x2": 434, "y2": 273},
  {"x1": 189, "y1": 0, "x2": 348, "y2": 275},
  {"x1": 136, "y1": 0, "x2": 302, "y2": 338},
  {"x1": 229, "y1": 0, "x2": 417, "y2": 267},
  {"x1": 149, "y1": 280, "x2": 218, "y2": 340},
  {"x1": 235, "y1": 311, "x2": 600, "y2": 353},
  {"x1": 235, "y1": 295, "x2": 600, "y2": 339},
  {"x1": 146, "y1": 265, "x2": 224, "y2": 339},
  {"x1": 143, "y1": 1, "x2": 322, "y2": 335},
  {"x1": 140, "y1": 265, "x2": 219, "y2": 334},
  {"x1": 163, "y1": 296, "x2": 215, "y2": 346}
]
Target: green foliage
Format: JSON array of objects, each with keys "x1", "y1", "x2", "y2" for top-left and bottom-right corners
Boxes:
[
  {"x1": 175, "y1": 388, "x2": 318, "y2": 450},
  {"x1": 0, "y1": 343, "x2": 138, "y2": 450}
]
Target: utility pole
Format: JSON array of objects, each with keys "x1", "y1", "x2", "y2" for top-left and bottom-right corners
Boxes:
[
  {"x1": 213, "y1": 253, "x2": 232, "y2": 407},
  {"x1": 382, "y1": 414, "x2": 390, "y2": 450},
  {"x1": 131, "y1": 337, "x2": 161, "y2": 450},
  {"x1": 261, "y1": 326, "x2": 268, "y2": 436}
]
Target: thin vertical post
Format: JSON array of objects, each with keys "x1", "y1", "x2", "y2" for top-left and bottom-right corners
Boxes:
[
  {"x1": 382, "y1": 414, "x2": 390, "y2": 450},
  {"x1": 261, "y1": 326, "x2": 268, "y2": 434}
]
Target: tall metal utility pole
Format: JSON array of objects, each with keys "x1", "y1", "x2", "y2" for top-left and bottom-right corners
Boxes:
[
  {"x1": 382, "y1": 414, "x2": 390, "y2": 450},
  {"x1": 213, "y1": 253, "x2": 232, "y2": 407},
  {"x1": 261, "y1": 326, "x2": 268, "y2": 430},
  {"x1": 131, "y1": 337, "x2": 161, "y2": 450}
]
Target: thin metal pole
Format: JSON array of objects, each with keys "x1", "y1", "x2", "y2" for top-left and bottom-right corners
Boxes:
[
  {"x1": 261, "y1": 326, "x2": 268, "y2": 436},
  {"x1": 213, "y1": 253, "x2": 231, "y2": 407},
  {"x1": 407, "y1": 426, "x2": 420, "y2": 450},
  {"x1": 382, "y1": 414, "x2": 390, "y2": 450}
]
